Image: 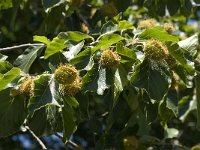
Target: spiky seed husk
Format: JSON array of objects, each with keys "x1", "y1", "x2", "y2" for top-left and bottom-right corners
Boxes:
[
  {"x1": 19, "y1": 77, "x2": 35, "y2": 96},
  {"x1": 138, "y1": 19, "x2": 157, "y2": 30},
  {"x1": 123, "y1": 136, "x2": 138, "y2": 150},
  {"x1": 100, "y1": 49, "x2": 120, "y2": 68},
  {"x1": 164, "y1": 23, "x2": 174, "y2": 33},
  {"x1": 54, "y1": 64, "x2": 79, "y2": 84},
  {"x1": 144, "y1": 39, "x2": 169, "y2": 61},
  {"x1": 191, "y1": 145, "x2": 200, "y2": 150},
  {"x1": 59, "y1": 78, "x2": 81, "y2": 96}
]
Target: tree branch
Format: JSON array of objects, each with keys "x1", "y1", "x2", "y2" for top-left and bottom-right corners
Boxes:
[
  {"x1": 0, "y1": 43, "x2": 44, "y2": 52},
  {"x1": 25, "y1": 126, "x2": 47, "y2": 149},
  {"x1": 55, "y1": 133, "x2": 79, "y2": 148}
]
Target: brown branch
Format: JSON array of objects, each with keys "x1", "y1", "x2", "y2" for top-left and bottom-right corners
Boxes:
[
  {"x1": 0, "y1": 43, "x2": 44, "y2": 52},
  {"x1": 25, "y1": 126, "x2": 47, "y2": 149},
  {"x1": 55, "y1": 133, "x2": 79, "y2": 148}
]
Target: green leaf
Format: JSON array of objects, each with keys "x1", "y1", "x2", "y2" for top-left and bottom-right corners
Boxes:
[
  {"x1": 62, "y1": 99, "x2": 77, "y2": 143},
  {"x1": 166, "y1": 42, "x2": 187, "y2": 64},
  {"x1": 195, "y1": 53, "x2": 200, "y2": 73},
  {"x1": 44, "y1": 37, "x2": 67, "y2": 59},
  {"x1": 179, "y1": 98, "x2": 196, "y2": 122},
  {"x1": 195, "y1": 75, "x2": 200, "y2": 128},
  {"x1": 0, "y1": 0, "x2": 12, "y2": 9},
  {"x1": 123, "y1": 88, "x2": 138, "y2": 111},
  {"x1": 166, "y1": 42, "x2": 195, "y2": 75},
  {"x1": 28, "y1": 105, "x2": 62, "y2": 136},
  {"x1": 42, "y1": 0, "x2": 60, "y2": 10},
  {"x1": 14, "y1": 46, "x2": 43, "y2": 73},
  {"x1": 82, "y1": 63, "x2": 109, "y2": 95},
  {"x1": 0, "y1": 88, "x2": 27, "y2": 137},
  {"x1": 28, "y1": 74, "x2": 60, "y2": 114},
  {"x1": 100, "y1": 21, "x2": 117, "y2": 35},
  {"x1": 180, "y1": 0, "x2": 192, "y2": 16},
  {"x1": 136, "y1": 109, "x2": 151, "y2": 136},
  {"x1": 116, "y1": 42, "x2": 136, "y2": 60},
  {"x1": 64, "y1": 96, "x2": 79, "y2": 108},
  {"x1": 164, "y1": 126, "x2": 179, "y2": 138},
  {"x1": 63, "y1": 41, "x2": 84, "y2": 61},
  {"x1": 159, "y1": 99, "x2": 174, "y2": 125},
  {"x1": 92, "y1": 34, "x2": 125, "y2": 53},
  {"x1": 48, "y1": 52, "x2": 68, "y2": 72},
  {"x1": 167, "y1": 91, "x2": 179, "y2": 116},
  {"x1": 113, "y1": 65, "x2": 128, "y2": 102},
  {"x1": 0, "y1": 54, "x2": 8, "y2": 61},
  {"x1": 58, "y1": 31, "x2": 93, "y2": 42},
  {"x1": 131, "y1": 59, "x2": 171, "y2": 100},
  {"x1": 33, "y1": 36, "x2": 50, "y2": 45},
  {"x1": 75, "y1": 93, "x2": 89, "y2": 119},
  {"x1": 138, "y1": 26, "x2": 179, "y2": 42},
  {"x1": 117, "y1": 20, "x2": 134, "y2": 30},
  {"x1": 70, "y1": 49, "x2": 92, "y2": 70},
  {"x1": 178, "y1": 33, "x2": 199, "y2": 59},
  {"x1": 0, "y1": 61, "x2": 13, "y2": 73},
  {"x1": 167, "y1": 0, "x2": 180, "y2": 16},
  {"x1": 0, "y1": 67, "x2": 21, "y2": 91}
]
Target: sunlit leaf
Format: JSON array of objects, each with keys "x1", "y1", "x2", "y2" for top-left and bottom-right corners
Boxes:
[
  {"x1": 139, "y1": 26, "x2": 179, "y2": 42},
  {"x1": 92, "y1": 34, "x2": 124, "y2": 53},
  {"x1": 0, "y1": 0, "x2": 12, "y2": 9},
  {"x1": 33, "y1": 36, "x2": 50, "y2": 45},
  {"x1": 178, "y1": 33, "x2": 199, "y2": 60},
  {"x1": 58, "y1": 31, "x2": 93, "y2": 42},
  {"x1": 0, "y1": 67, "x2": 21, "y2": 91},
  {"x1": 44, "y1": 37, "x2": 67, "y2": 59},
  {"x1": 63, "y1": 41, "x2": 84, "y2": 61},
  {"x1": 117, "y1": 20, "x2": 134, "y2": 30}
]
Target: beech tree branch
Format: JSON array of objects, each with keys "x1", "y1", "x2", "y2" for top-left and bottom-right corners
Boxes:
[
  {"x1": 25, "y1": 126, "x2": 47, "y2": 149},
  {"x1": 55, "y1": 133, "x2": 79, "y2": 148},
  {"x1": 0, "y1": 43, "x2": 44, "y2": 52}
]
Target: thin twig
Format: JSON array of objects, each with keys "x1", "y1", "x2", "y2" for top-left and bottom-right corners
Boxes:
[
  {"x1": 55, "y1": 133, "x2": 79, "y2": 148},
  {"x1": 0, "y1": 43, "x2": 44, "y2": 52},
  {"x1": 25, "y1": 126, "x2": 47, "y2": 149}
]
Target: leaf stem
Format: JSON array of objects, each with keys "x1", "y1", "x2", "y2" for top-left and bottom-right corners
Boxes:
[
  {"x1": 0, "y1": 43, "x2": 44, "y2": 52},
  {"x1": 25, "y1": 126, "x2": 47, "y2": 149}
]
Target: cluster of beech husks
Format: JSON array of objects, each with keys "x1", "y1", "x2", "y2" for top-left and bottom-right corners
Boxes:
[
  {"x1": 54, "y1": 64, "x2": 81, "y2": 96},
  {"x1": 19, "y1": 76, "x2": 35, "y2": 97},
  {"x1": 143, "y1": 38, "x2": 177, "y2": 67},
  {"x1": 138, "y1": 19, "x2": 176, "y2": 66},
  {"x1": 144, "y1": 39, "x2": 169, "y2": 61},
  {"x1": 100, "y1": 49, "x2": 120, "y2": 68}
]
